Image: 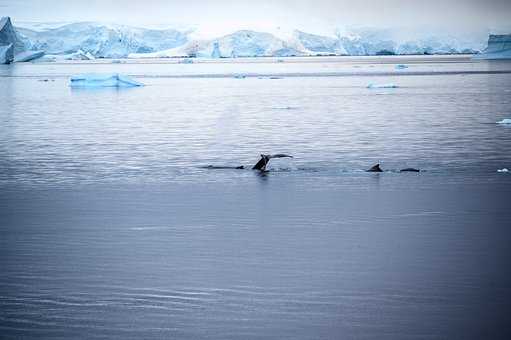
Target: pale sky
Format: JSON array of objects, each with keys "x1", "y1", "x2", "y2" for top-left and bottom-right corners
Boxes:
[{"x1": 1, "y1": 0, "x2": 510, "y2": 37}]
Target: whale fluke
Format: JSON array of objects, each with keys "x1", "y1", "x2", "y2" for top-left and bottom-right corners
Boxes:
[
  {"x1": 400, "y1": 168, "x2": 420, "y2": 172},
  {"x1": 252, "y1": 154, "x2": 293, "y2": 171},
  {"x1": 367, "y1": 164, "x2": 383, "y2": 172}
]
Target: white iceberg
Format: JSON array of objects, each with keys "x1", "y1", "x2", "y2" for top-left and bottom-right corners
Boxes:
[
  {"x1": 497, "y1": 168, "x2": 509, "y2": 173},
  {"x1": 497, "y1": 118, "x2": 511, "y2": 124},
  {"x1": 69, "y1": 73, "x2": 144, "y2": 88},
  {"x1": 367, "y1": 83, "x2": 399, "y2": 89}
]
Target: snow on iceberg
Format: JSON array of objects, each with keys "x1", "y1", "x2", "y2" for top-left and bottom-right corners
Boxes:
[
  {"x1": 497, "y1": 168, "x2": 509, "y2": 173},
  {"x1": 367, "y1": 83, "x2": 399, "y2": 89},
  {"x1": 69, "y1": 73, "x2": 144, "y2": 88},
  {"x1": 497, "y1": 118, "x2": 511, "y2": 124}
]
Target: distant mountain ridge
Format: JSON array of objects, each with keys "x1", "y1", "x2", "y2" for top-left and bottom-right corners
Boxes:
[{"x1": 7, "y1": 18, "x2": 492, "y2": 59}]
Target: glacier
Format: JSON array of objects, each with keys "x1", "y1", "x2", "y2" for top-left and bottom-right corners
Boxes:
[
  {"x1": 473, "y1": 34, "x2": 511, "y2": 60},
  {"x1": 17, "y1": 22, "x2": 188, "y2": 58},
  {"x1": 69, "y1": 73, "x2": 144, "y2": 88},
  {"x1": 4, "y1": 18, "x2": 497, "y2": 60}
]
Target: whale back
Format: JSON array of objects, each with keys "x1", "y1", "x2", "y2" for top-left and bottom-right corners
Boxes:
[{"x1": 367, "y1": 164, "x2": 383, "y2": 172}]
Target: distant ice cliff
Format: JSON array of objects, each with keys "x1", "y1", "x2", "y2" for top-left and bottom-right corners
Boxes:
[{"x1": 474, "y1": 34, "x2": 511, "y2": 60}]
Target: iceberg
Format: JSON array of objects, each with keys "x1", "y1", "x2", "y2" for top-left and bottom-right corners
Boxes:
[
  {"x1": 367, "y1": 83, "x2": 399, "y2": 89},
  {"x1": 13, "y1": 50, "x2": 44, "y2": 62},
  {"x1": 211, "y1": 42, "x2": 221, "y2": 58},
  {"x1": 1, "y1": 17, "x2": 27, "y2": 55},
  {"x1": 497, "y1": 118, "x2": 511, "y2": 124},
  {"x1": 0, "y1": 43, "x2": 14, "y2": 64},
  {"x1": 69, "y1": 73, "x2": 144, "y2": 88},
  {"x1": 497, "y1": 168, "x2": 509, "y2": 173},
  {"x1": 474, "y1": 34, "x2": 511, "y2": 60}
]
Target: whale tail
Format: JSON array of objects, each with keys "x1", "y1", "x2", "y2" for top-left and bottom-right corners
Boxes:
[
  {"x1": 367, "y1": 164, "x2": 383, "y2": 172},
  {"x1": 252, "y1": 154, "x2": 293, "y2": 171}
]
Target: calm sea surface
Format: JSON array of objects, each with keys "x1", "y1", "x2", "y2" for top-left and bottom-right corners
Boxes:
[{"x1": 1, "y1": 56, "x2": 511, "y2": 339}]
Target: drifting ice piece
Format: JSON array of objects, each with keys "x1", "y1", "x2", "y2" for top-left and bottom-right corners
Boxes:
[
  {"x1": 0, "y1": 43, "x2": 14, "y2": 64},
  {"x1": 367, "y1": 83, "x2": 399, "y2": 89},
  {"x1": 395, "y1": 64, "x2": 408, "y2": 69},
  {"x1": 69, "y1": 73, "x2": 144, "y2": 88},
  {"x1": 497, "y1": 168, "x2": 509, "y2": 173},
  {"x1": 497, "y1": 118, "x2": 511, "y2": 124}
]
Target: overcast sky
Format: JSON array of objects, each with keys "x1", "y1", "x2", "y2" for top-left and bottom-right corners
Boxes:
[{"x1": 1, "y1": 0, "x2": 510, "y2": 36}]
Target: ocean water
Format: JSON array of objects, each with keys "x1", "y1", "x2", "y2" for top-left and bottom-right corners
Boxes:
[{"x1": 1, "y1": 56, "x2": 511, "y2": 339}]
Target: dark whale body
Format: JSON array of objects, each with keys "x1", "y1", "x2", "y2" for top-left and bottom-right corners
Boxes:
[
  {"x1": 367, "y1": 164, "x2": 421, "y2": 173},
  {"x1": 400, "y1": 168, "x2": 420, "y2": 172},
  {"x1": 203, "y1": 154, "x2": 293, "y2": 172}
]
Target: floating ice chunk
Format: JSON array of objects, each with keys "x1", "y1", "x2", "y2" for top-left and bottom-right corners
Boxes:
[
  {"x1": 497, "y1": 118, "x2": 511, "y2": 124},
  {"x1": 395, "y1": 64, "x2": 408, "y2": 69},
  {"x1": 179, "y1": 58, "x2": 194, "y2": 64},
  {"x1": 367, "y1": 83, "x2": 399, "y2": 89},
  {"x1": 66, "y1": 50, "x2": 94, "y2": 60},
  {"x1": 233, "y1": 74, "x2": 247, "y2": 79},
  {"x1": 69, "y1": 73, "x2": 144, "y2": 88},
  {"x1": 497, "y1": 168, "x2": 509, "y2": 173},
  {"x1": 14, "y1": 50, "x2": 45, "y2": 62}
]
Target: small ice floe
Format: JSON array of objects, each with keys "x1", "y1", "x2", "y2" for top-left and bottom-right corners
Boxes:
[
  {"x1": 272, "y1": 106, "x2": 296, "y2": 110},
  {"x1": 233, "y1": 74, "x2": 247, "y2": 79},
  {"x1": 179, "y1": 58, "x2": 194, "y2": 64},
  {"x1": 111, "y1": 59, "x2": 122, "y2": 64},
  {"x1": 367, "y1": 83, "x2": 399, "y2": 89},
  {"x1": 69, "y1": 73, "x2": 144, "y2": 88},
  {"x1": 497, "y1": 118, "x2": 511, "y2": 124},
  {"x1": 395, "y1": 64, "x2": 408, "y2": 69},
  {"x1": 497, "y1": 168, "x2": 509, "y2": 173}
]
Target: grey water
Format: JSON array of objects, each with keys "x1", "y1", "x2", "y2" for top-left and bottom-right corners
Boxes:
[{"x1": 1, "y1": 56, "x2": 511, "y2": 339}]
